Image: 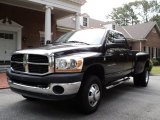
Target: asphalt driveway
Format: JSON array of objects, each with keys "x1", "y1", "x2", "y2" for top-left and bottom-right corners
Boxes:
[{"x1": 0, "y1": 76, "x2": 160, "y2": 120}]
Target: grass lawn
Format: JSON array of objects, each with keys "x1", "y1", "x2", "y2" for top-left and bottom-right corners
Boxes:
[{"x1": 151, "y1": 66, "x2": 160, "y2": 75}]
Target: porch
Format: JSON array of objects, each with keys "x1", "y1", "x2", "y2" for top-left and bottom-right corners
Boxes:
[{"x1": 0, "y1": 0, "x2": 85, "y2": 64}]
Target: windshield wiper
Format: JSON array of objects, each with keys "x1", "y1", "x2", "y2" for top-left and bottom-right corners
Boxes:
[{"x1": 68, "y1": 41, "x2": 90, "y2": 45}]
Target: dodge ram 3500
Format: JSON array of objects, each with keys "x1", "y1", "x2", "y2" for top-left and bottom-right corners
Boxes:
[{"x1": 7, "y1": 28, "x2": 150, "y2": 113}]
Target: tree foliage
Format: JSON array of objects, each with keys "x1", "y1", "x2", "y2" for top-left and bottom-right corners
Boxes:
[
  {"x1": 107, "y1": 0, "x2": 160, "y2": 26},
  {"x1": 150, "y1": 15, "x2": 160, "y2": 26}
]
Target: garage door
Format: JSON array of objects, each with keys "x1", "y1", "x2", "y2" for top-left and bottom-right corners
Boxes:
[{"x1": 0, "y1": 31, "x2": 17, "y2": 61}]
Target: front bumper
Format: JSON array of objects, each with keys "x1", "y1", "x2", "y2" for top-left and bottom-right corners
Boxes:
[{"x1": 7, "y1": 69, "x2": 83, "y2": 100}]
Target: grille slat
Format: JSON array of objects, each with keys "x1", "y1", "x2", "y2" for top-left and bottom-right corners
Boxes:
[
  {"x1": 11, "y1": 63, "x2": 25, "y2": 72},
  {"x1": 29, "y1": 64, "x2": 48, "y2": 74},
  {"x1": 11, "y1": 54, "x2": 24, "y2": 62},
  {"x1": 11, "y1": 54, "x2": 49, "y2": 75},
  {"x1": 28, "y1": 54, "x2": 48, "y2": 63}
]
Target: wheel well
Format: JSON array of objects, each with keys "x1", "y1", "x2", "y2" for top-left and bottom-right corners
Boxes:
[{"x1": 82, "y1": 65, "x2": 105, "y2": 85}]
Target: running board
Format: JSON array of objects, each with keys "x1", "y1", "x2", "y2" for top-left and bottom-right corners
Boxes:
[{"x1": 106, "y1": 77, "x2": 130, "y2": 90}]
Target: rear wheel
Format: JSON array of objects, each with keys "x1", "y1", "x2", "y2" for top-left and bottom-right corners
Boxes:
[
  {"x1": 134, "y1": 67, "x2": 149, "y2": 87},
  {"x1": 77, "y1": 75, "x2": 102, "y2": 114}
]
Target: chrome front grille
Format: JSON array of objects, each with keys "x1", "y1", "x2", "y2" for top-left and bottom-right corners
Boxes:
[{"x1": 11, "y1": 54, "x2": 49, "y2": 75}]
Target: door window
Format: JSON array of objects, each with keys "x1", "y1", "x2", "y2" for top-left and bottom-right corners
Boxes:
[
  {"x1": 107, "y1": 31, "x2": 126, "y2": 44},
  {"x1": 0, "y1": 33, "x2": 14, "y2": 40}
]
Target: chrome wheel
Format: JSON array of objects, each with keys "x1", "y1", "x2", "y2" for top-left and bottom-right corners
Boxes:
[{"x1": 88, "y1": 84, "x2": 100, "y2": 107}]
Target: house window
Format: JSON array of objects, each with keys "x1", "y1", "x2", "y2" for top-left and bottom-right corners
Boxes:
[
  {"x1": 158, "y1": 49, "x2": 160, "y2": 58},
  {"x1": 156, "y1": 48, "x2": 158, "y2": 58},
  {"x1": 152, "y1": 28, "x2": 157, "y2": 33},
  {"x1": 149, "y1": 47, "x2": 151, "y2": 58},
  {"x1": 0, "y1": 33, "x2": 13, "y2": 40},
  {"x1": 40, "y1": 37, "x2": 45, "y2": 46},
  {"x1": 83, "y1": 17, "x2": 88, "y2": 27},
  {"x1": 144, "y1": 46, "x2": 146, "y2": 52},
  {"x1": 152, "y1": 47, "x2": 154, "y2": 58}
]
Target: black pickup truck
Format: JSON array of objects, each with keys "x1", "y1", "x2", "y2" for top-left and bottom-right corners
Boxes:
[{"x1": 7, "y1": 28, "x2": 150, "y2": 113}]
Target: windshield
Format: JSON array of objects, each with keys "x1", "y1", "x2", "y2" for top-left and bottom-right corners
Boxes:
[{"x1": 55, "y1": 29, "x2": 106, "y2": 45}]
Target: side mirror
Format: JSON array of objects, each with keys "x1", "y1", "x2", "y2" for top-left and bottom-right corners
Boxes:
[{"x1": 46, "y1": 40, "x2": 52, "y2": 44}]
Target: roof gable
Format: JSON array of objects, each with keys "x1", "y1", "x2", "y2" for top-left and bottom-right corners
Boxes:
[
  {"x1": 110, "y1": 21, "x2": 160, "y2": 40},
  {"x1": 123, "y1": 21, "x2": 157, "y2": 39},
  {"x1": 89, "y1": 18, "x2": 106, "y2": 28}
]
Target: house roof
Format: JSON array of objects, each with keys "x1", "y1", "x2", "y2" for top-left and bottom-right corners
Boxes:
[
  {"x1": 57, "y1": 16, "x2": 76, "y2": 30},
  {"x1": 57, "y1": 15, "x2": 106, "y2": 30},
  {"x1": 89, "y1": 18, "x2": 106, "y2": 28},
  {"x1": 115, "y1": 21, "x2": 159, "y2": 40},
  {"x1": 69, "y1": 0, "x2": 86, "y2": 5}
]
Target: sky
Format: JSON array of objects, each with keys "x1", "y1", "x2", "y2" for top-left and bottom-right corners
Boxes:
[{"x1": 81, "y1": 0, "x2": 138, "y2": 21}]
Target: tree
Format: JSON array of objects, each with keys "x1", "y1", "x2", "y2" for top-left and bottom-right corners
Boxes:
[
  {"x1": 134, "y1": 0, "x2": 157, "y2": 22},
  {"x1": 150, "y1": 15, "x2": 160, "y2": 26},
  {"x1": 108, "y1": 4, "x2": 139, "y2": 26},
  {"x1": 107, "y1": 0, "x2": 160, "y2": 25}
]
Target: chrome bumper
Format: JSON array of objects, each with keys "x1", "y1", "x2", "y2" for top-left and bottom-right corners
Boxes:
[{"x1": 8, "y1": 80, "x2": 81, "y2": 95}]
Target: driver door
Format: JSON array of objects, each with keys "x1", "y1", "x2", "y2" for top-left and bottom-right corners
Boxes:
[{"x1": 104, "y1": 31, "x2": 125, "y2": 83}]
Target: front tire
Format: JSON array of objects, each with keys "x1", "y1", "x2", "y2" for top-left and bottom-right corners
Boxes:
[
  {"x1": 77, "y1": 75, "x2": 102, "y2": 114},
  {"x1": 134, "y1": 67, "x2": 149, "y2": 87}
]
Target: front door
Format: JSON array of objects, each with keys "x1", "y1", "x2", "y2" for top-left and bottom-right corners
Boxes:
[
  {"x1": 104, "y1": 31, "x2": 122, "y2": 83},
  {"x1": 0, "y1": 31, "x2": 17, "y2": 62}
]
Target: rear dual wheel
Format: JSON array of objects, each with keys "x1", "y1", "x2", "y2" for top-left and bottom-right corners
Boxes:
[{"x1": 134, "y1": 67, "x2": 149, "y2": 87}]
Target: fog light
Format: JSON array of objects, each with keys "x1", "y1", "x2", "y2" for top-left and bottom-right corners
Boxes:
[{"x1": 52, "y1": 86, "x2": 64, "y2": 94}]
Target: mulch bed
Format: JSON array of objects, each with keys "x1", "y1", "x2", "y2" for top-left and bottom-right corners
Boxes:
[{"x1": 0, "y1": 73, "x2": 9, "y2": 89}]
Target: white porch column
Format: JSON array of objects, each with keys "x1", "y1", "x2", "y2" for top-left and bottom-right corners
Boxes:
[
  {"x1": 17, "y1": 29, "x2": 22, "y2": 50},
  {"x1": 45, "y1": 6, "x2": 53, "y2": 44},
  {"x1": 75, "y1": 13, "x2": 80, "y2": 30},
  {"x1": 139, "y1": 41, "x2": 142, "y2": 51},
  {"x1": 146, "y1": 46, "x2": 149, "y2": 53},
  {"x1": 154, "y1": 47, "x2": 156, "y2": 58}
]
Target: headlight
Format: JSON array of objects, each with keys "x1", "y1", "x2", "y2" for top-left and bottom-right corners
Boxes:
[{"x1": 55, "y1": 57, "x2": 83, "y2": 73}]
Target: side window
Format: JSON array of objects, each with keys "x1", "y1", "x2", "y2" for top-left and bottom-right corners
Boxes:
[
  {"x1": 108, "y1": 31, "x2": 126, "y2": 44},
  {"x1": 107, "y1": 31, "x2": 128, "y2": 49},
  {"x1": 113, "y1": 33, "x2": 126, "y2": 44},
  {"x1": 107, "y1": 31, "x2": 115, "y2": 44}
]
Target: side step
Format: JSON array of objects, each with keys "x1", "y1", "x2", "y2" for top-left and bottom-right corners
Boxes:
[{"x1": 106, "y1": 77, "x2": 130, "y2": 90}]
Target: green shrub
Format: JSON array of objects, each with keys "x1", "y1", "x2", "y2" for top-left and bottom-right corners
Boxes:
[
  {"x1": 157, "y1": 58, "x2": 160, "y2": 64},
  {"x1": 149, "y1": 60, "x2": 153, "y2": 72},
  {"x1": 152, "y1": 59, "x2": 159, "y2": 66}
]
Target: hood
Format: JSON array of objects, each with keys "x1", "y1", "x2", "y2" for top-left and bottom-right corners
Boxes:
[{"x1": 15, "y1": 43, "x2": 102, "y2": 56}]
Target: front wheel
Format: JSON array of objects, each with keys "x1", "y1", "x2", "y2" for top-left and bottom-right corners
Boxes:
[
  {"x1": 77, "y1": 75, "x2": 102, "y2": 114},
  {"x1": 134, "y1": 67, "x2": 149, "y2": 87}
]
